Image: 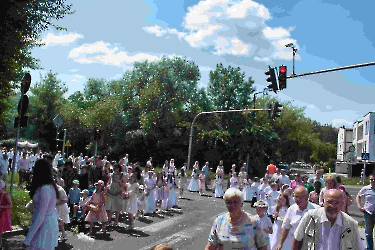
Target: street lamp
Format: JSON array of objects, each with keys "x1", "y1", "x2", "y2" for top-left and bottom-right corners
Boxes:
[{"x1": 285, "y1": 43, "x2": 298, "y2": 76}]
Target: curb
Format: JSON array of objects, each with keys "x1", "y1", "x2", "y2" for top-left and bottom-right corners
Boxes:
[{"x1": 3, "y1": 228, "x2": 28, "y2": 239}]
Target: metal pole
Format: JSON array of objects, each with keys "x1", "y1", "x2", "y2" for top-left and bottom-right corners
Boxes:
[
  {"x1": 10, "y1": 123, "x2": 21, "y2": 196},
  {"x1": 62, "y1": 129, "x2": 67, "y2": 157},
  {"x1": 95, "y1": 141, "x2": 98, "y2": 156},
  {"x1": 292, "y1": 48, "x2": 296, "y2": 76},
  {"x1": 288, "y1": 62, "x2": 375, "y2": 79},
  {"x1": 187, "y1": 108, "x2": 271, "y2": 171}
]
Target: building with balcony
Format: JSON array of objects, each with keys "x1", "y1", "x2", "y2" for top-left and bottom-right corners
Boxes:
[{"x1": 336, "y1": 126, "x2": 353, "y2": 161}]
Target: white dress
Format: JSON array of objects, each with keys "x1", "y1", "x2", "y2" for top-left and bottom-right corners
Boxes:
[
  {"x1": 270, "y1": 206, "x2": 288, "y2": 250},
  {"x1": 187, "y1": 172, "x2": 199, "y2": 191},
  {"x1": 214, "y1": 177, "x2": 224, "y2": 198},
  {"x1": 56, "y1": 185, "x2": 70, "y2": 224},
  {"x1": 24, "y1": 185, "x2": 59, "y2": 250},
  {"x1": 144, "y1": 177, "x2": 156, "y2": 213},
  {"x1": 242, "y1": 181, "x2": 253, "y2": 201},
  {"x1": 124, "y1": 182, "x2": 139, "y2": 214},
  {"x1": 167, "y1": 180, "x2": 177, "y2": 208},
  {"x1": 230, "y1": 177, "x2": 239, "y2": 189}
]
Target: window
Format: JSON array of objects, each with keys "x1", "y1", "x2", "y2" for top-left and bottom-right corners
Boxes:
[{"x1": 366, "y1": 122, "x2": 369, "y2": 135}]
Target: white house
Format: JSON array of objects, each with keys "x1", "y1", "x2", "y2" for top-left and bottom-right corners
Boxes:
[
  {"x1": 352, "y1": 112, "x2": 375, "y2": 162},
  {"x1": 336, "y1": 126, "x2": 353, "y2": 161}
]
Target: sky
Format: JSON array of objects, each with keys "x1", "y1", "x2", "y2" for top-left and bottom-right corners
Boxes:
[{"x1": 29, "y1": 0, "x2": 375, "y2": 128}]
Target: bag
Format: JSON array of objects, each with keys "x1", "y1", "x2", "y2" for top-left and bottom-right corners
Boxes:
[
  {"x1": 122, "y1": 192, "x2": 130, "y2": 199},
  {"x1": 87, "y1": 204, "x2": 99, "y2": 212},
  {"x1": 108, "y1": 173, "x2": 123, "y2": 196}
]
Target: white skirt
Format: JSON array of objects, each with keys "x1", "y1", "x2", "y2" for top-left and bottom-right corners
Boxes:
[{"x1": 187, "y1": 178, "x2": 199, "y2": 191}]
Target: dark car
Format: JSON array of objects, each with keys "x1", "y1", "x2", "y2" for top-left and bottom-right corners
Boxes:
[{"x1": 277, "y1": 163, "x2": 291, "y2": 174}]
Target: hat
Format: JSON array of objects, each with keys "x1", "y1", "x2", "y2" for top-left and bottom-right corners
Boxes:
[
  {"x1": 307, "y1": 177, "x2": 315, "y2": 184},
  {"x1": 139, "y1": 185, "x2": 144, "y2": 190},
  {"x1": 95, "y1": 180, "x2": 104, "y2": 186},
  {"x1": 0, "y1": 180, "x2": 5, "y2": 189},
  {"x1": 270, "y1": 182, "x2": 277, "y2": 186},
  {"x1": 80, "y1": 189, "x2": 89, "y2": 195},
  {"x1": 73, "y1": 180, "x2": 80, "y2": 185},
  {"x1": 254, "y1": 200, "x2": 268, "y2": 208}
]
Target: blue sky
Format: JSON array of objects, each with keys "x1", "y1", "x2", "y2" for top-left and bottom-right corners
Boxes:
[{"x1": 30, "y1": 0, "x2": 375, "y2": 128}]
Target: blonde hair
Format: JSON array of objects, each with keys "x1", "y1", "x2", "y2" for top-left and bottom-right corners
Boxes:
[{"x1": 324, "y1": 175, "x2": 337, "y2": 188}]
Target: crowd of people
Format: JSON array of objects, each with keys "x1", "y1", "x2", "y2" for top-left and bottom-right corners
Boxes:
[{"x1": 0, "y1": 148, "x2": 374, "y2": 249}]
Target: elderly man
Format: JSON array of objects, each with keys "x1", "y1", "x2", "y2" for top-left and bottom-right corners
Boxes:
[
  {"x1": 275, "y1": 186, "x2": 319, "y2": 250},
  {"x1": 293, "y1": 189, "x2": 364, "y2": 250}
]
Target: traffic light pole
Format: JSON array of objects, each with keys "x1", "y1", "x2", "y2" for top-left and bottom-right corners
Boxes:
[
  {"x1": 187, "y1": 108, "x2": 271, "y2": 171},
  {"x1": 95, "y1": 141, "x2": 98, "y2": 156},
  {"x1": 10, "y1": 110, "x2": 22, "y2": 197},
  {"x1": 287, "y1": 62, "x2": 375, "y2": 79}
]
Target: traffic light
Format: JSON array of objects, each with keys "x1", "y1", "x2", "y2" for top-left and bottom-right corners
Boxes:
[
  {"x1": 265, "y1": 66, "x2": 278, "y2": 93},
  {"x1": 278, "y1": 65, "x2": 287, "y2": 90},
  {"x1": 94, "y1": 126, "x2": 101, "y2": 141},
  {"x1": 272, "y1": 101, "x2": 283, "y2": 119},
  {"x1": 14, "y1": 73, "x2": 31, "y2": 128},
  {"x1": 267, "y1": 103, "x2": 273, "y2": 119}
]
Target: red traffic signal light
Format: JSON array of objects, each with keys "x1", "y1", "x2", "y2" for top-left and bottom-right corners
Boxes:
[
  {"x1": 94, "y1": 127, "x2": 101, "y2": 140},
  {"x1": 278, "y1": 65, "x2": 287, "y2": 90}
]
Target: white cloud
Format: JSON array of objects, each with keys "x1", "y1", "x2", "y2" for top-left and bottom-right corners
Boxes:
[
  {"x1": 143, "y1": 0, "x2": 298, "y2": 62},
  {"x1": 70, "y1": 74, "x2": 84, "y2": 83},
  {"x1": 68, "y1": 69, "x2": 79, "y2": 73},
  {"x1": 68, "y1": 41, "x2": 162, "y2": 67},
  {"x1": 41, "y1": 33, "x2": 83, "y2": 46}
]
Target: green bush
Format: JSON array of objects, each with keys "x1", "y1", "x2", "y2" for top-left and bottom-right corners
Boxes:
[{"x1": 6, "y1": 172, "x2": 32, "y2": 227}]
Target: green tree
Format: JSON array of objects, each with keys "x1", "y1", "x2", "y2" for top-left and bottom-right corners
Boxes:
[
  {"x1": 0, "y1": 0, "x2": 74, "y2": 122},
  {"x1": 28, "y1": 71, "x2": 68, "y2": 151}
]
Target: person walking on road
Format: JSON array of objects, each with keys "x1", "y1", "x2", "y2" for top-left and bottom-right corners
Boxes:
[
  {"x1": 293, "y1": 189, "x2": 364, "y2": 250},
  {"x1": 202, "y1": 162, "x2": 210, "y2": 191},
  {"x1": 356, "y1": 174, "x2": 375, "y2": 250},
  {"x1": 267, "y1": 160, "x2": 276, "y2": 179}
]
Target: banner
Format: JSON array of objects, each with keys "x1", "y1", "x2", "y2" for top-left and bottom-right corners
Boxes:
[{"x1": 18, "y1": 141, "x2": 38, "y2": 148}]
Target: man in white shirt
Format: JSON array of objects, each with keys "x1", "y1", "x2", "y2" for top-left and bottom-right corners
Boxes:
[
  {"x1": 18, "y1": 152, "x2": 30, "y2": 186},
  {"x1": 278, "y1": 169, "x2": 291, "y2": 185},
  {"x1": 276, "y1": 186, "x2": 319, "y2": 250},
  {"x1": 293, "y1": 189, "x2": 364, "y2": 250}
]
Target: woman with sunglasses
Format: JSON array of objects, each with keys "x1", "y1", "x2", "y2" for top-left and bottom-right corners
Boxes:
[
  {"x1": 356, "y1": 174, "x2": 375, "y2": 250},
  {"x1": 205, "y1": 188, "x2": 267, "y2": 250}
]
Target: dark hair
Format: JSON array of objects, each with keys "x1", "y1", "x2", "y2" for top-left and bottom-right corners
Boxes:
[
  {"x1": 335, "y1": 175, "x2": 342, "y2": 184},
  {"x1": 42, "y1": 154, "x2": 54, "y2": 164},
  {"x1": 180, "y1": 168, "x2": 185, "y2": 177},
  {"x1": 64, "y1": 161, "x2": 73, "y2": 167},
  {"x1": 30, "y1": 159, "x2": 60, "y2": 199},
  {"x1": 133, "y1": 166, "x2": 142, "y2": 180},
  {"x1": 276, "y1": 193, "x2": 290, "y2": 213},
  {"x1": 113, "y1": 164, "x2": 121, "y2": 171}
]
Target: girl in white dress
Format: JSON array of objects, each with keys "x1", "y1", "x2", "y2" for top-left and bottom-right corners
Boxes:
[
  {"x1": 155, "y1": 172, "x2": 164, "y2": 210},
  {"x1": 167, "y1": 172, "x2": 177, "y2": 208},
  {"x1": 254, "y1": 201, "x2": 273, "y2": 250},
  {"x1": 136, "y1": 185, "x2": 146, "y2": 218},
  {"x1": 178, "y1": 167, "x2": 187, "y2": 198},
  {"x1": 56, "y1": 183, "x2": 70, "y2": 241},
  {"x1": 214, "y1": 169, "x2": 224, "y2": 198},
  {"x1": 229, "y1": 172, "x2": 239, "y2": 189},
  {"x1": 144, "y1": 171, "x2": 156, "y2": 214},
  {"x1": 187, "y1": 169, "x2": 199, "y2": 192},
  {"x1": 266, "y1": 182, "x2": 280, "y2": 222},
  {"x1": 270, "y1": 193, "x2": 290, "y2": 250},
  {"x1": 124, "y1": 174, "x2": 140, "y2": 229},
  {"x1": 251, "y1": 177, "x2": 260, "y2": 207},
  {"x1": 161, "y1": 177, "x2": 169, "y2": 210},
  {"x1": 242, "y1": 174, "x2": 253, "y2": 201}
]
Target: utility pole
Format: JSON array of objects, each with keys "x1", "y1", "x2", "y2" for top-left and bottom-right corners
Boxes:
[{"x1": 187, "y1": 108, "x2": 272, "y2": 171}]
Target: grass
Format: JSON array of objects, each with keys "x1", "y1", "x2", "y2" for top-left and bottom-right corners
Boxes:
[{"x1": 6, "y1": 172, "x2": 32, "y2": 228}]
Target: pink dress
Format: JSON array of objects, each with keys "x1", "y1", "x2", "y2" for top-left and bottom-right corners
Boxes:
[
  {"x1": 199, "y1": 174, "x2": 205, "y2": 190},
  {"x1": 0, "y1": 191, "x2": 12, "y2": 234},
  {"x1": 85, "y1": 192, "x2": 108, "y2": 223}
]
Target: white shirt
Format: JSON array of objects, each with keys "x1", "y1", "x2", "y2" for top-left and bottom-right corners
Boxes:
[
  {"x1": 278, "y1": 175, "x2": 291, "y2": 185},
  {"x1": 18, "y1": 158, "x2": 30, "y2": 170},
  {"x1": 282, "y1": 202, "x2": 319, "y2": 233}
]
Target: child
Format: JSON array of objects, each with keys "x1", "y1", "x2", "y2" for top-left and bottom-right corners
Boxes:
[
  {"x1": 214, "y1": 169, "x2": 224, "y2": 198},
  {"x1": 155, "y1": 172, "x2": 164, "y2": 210},
  {"x1": 178, "y1": 167, "x2": 187, "y2": 199},
  {"x1": 74, "y1": 189, "x2": 90, "y2": 219},
  {"x1": 358, "y1": 169, "x2": 365, "y2": 185},
  {"x1": 137, "y1": 185, "x2": 146, "y2": 218},
  {"x1": 305, "y1": 177, "x2": 315, "y2": 194},
  {"x1": 241, "y1": 174, "x2": 253, "y2": 201},
  {"x1": 266, "y1": 182, "x2": 280, "y2": 222},
  {"x1": 251, "y1": 177, "x2": 260, "y2": 207},
  {"x1": 161, "y1": 177, "x2": 169, "y2": 211},
  {"x1": 308, "y1": 180, "x2": 321, "y2": 205},
  {"x1": 124, "y1": 173, "x2": 140, "y2": 229},
  {"x1": 338, "y1": 185, "x2": 353, "y2": 213},
  {"x1": 187, "y1": 169, "x2": 199, "y2": 192},
  {"x1": 198, "y1": 171, "x2": 205, "y2": 195},
  {"x1": 270, "y1": 193, "x2": 290, "y2": 250},
  {"x1": 254, "y1": 200, "x2": 273, "y2": 250},
  {"x1": 85, "y1": 180, "x2": 108, "y2": 235},
  {"x1": 0, "y1": 180, "x2": 12, "y2": 249},
  {"x1": 56, "y1": 182, "x2": 70, "y2": 241},
  {"x1": 230, "y1": 172, "x2": 239, "y2": 189},
  {"x1": 167, "y1": 172, "x2": 178, "y2": 209},
  {"x1": 68, "y1": 180, "x2": 81, "y2": 218}
]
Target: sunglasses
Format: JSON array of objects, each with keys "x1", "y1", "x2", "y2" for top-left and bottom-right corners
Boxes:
[{"x1": 225, "y1": 200, "x2": 240, "y2": 205}]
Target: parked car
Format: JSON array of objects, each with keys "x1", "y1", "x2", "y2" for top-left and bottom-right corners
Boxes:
[{"x1": 277, "y1": 162, "x2": 291, "y2": 174}]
